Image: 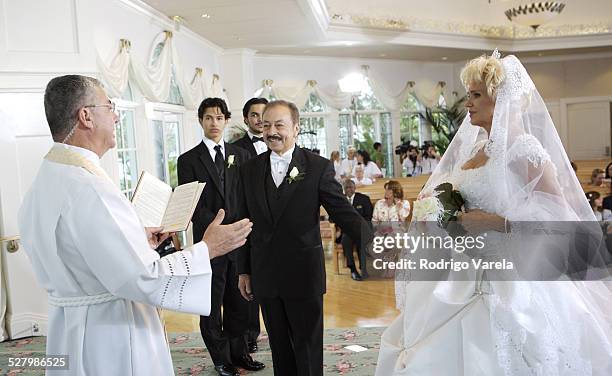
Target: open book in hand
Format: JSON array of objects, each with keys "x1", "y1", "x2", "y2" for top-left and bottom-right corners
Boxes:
[{"x1": 131, "y1": 171, "x2": 205, "y2": 233}]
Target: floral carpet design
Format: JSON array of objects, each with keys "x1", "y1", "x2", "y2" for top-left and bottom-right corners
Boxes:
[{"x1": 0, "y1": 327, "x2": 384, "y2": 375}]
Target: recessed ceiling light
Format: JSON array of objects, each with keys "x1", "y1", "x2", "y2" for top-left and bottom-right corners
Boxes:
[
  {"x1": 379, "y1": 53, "x2": 387, "y2": 57},
  {"x1": 441, "y1": 56, "x2": 448, "y2": 61},
  {"x1": 201, "y1": 13, "x2": 211, "y2": 19},
  {"x1": 344, "y1": 42, "x2": 354, "y2": 46}
]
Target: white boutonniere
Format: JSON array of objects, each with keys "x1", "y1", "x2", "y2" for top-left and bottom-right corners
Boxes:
[
  {"x1": 286, "y1": 166, "x2": 305, "y2": 184},
  {"x1": 227, "y1": 155, "x2": 236, "y2": 168}
]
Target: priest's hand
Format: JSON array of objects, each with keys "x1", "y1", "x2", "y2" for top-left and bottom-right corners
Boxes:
[
  {"x1": 238, "y1": 274, "x2": 254, "y2": 301},
  {"x1": 203, "y1": 209, "x2": 252, "y2": 259},
  {"x1": 145, "y1": 227, "x2": 172, "y2": 249}
]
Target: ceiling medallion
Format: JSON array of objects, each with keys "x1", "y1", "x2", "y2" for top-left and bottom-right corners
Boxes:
[{"x1": 504, "y1": 2, "x2": 565, "y2": 30}]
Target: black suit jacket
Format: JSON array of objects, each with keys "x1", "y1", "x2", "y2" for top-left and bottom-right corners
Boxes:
[
  {"x1": 603, "y1": 195, "x2": 612, "y2": 211},
  {"x1": 177, "y1": 141, "x2": 250, "y2": 260},
  {"x1": 232, "y1": 134, "x2": 258, "y2": 159},
  {"x1": 238, "y1": 146, "x2": 373, "y2": 298},
  {"x1": 350, "y1": 192, "x2": 373, "y2": 222}
]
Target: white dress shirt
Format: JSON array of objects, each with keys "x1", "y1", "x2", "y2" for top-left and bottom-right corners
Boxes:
[
  {"x1": 341, "y1": 158, "x2": 357, "y2": 177},
  {"x1": 247, "y1": 130, "x2": 267, "y2": 155},
  {"x1": 203, "y1": 136, "x2": 225, "y2": 160},
  {"x1": 352, "y1": 162, "x2": 382, "y2": 180},
  {"x1": 270, "y1": 145, "x2": 295, "y2": 187},
  {"x1": 347, "y1": 194, "x2": 355, "y2": 205}
]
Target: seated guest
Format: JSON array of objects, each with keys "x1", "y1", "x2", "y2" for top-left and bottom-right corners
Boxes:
[
  {"x1": 420, "y1": 145, "x2": 440, "y2": 175},
  {"x1": 341, "y1": 179, "x2": 373, "y2": 281},
  {"x1": 586, "y1": 191, "x2": 612, "y2": 221},
  {"x1": 330, "y1": 151, "x2": 343, "y2": 182},
  {"x1": 353, "y1": 150, "x2": 383, "y2": 180},
  {"x1": 352, "y1": 165, "x2": 373, "y2": 186},
  {"x1": 373, "y1": 180, "x2": 411, "y2": 222},
  {"x1": 341, "y1": 146, "x2": 358, "y2": 178},
  {"x1": 590, "y1": 168, "x2": 605, "y2": 187},
  {"x1": 402, "y1": 146, "x2": 422, "y2": 177}
]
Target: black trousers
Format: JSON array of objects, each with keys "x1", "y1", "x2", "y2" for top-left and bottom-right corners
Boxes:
[
  {"x1": 341, "y1": 233, "x2": 365, "y2": 272},
  {"x1": 259, "y1": 295, "x2": 323, "y2": 376},
  {"x1": 246, "y1": 300, "x2": 261, "y2": 343},
  {"x1": 199, "y1": 256, "x2": 248, "y2": 366}
]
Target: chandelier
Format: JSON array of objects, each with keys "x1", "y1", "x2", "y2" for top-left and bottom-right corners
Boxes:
[{"x1": 504, "y1": 2, "x2": 566, "y2": 30}]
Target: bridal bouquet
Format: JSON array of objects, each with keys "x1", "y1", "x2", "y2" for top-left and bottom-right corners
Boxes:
[{"x1": 413, "y1": 183, "x2": 465, "y2": 227}]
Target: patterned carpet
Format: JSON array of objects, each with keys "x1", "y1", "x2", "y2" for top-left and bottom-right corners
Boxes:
[{"x1": 0, "y1": 327, "x2": 384, "y2": 375}]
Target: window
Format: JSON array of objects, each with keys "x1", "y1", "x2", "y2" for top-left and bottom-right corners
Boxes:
[
  {"x1": 298, "y1": 93, "x2": 327, "y2": 156},
  {"x1": 339, "y1": 83, "x2": 392, "y2": 176},
  {"x1": 152, "y1": 111, "x2": 182, "y2": 188},
  {"x1": 115, "y1": 108, "x2": 139, "y2": 199},
  {"x1": 400, "y1": 93, "x2": 422, "y2": 146},
  {"x1": 338, "y1": 113, "x2": 351, "y2": 159}
]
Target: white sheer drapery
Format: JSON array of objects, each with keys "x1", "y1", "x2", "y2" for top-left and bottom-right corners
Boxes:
[
  {"x1": 365, "y1": 67, "x2": 414, "y2": 111},
  {"x1": 97, "y1": 33, "x2": 227, "y2": 109},
  {"x1": 254, "y1": 74, "x2": 446, "y2": 112}
]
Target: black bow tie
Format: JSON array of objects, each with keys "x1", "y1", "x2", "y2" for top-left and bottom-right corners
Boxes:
[{"x1": 252, "y1": 136, "x2": 263, "y2": 143}]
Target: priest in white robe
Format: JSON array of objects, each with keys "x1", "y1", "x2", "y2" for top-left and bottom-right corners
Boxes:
[{"x1": 18, "y1": 75, "x2": 252, "y2": 375}]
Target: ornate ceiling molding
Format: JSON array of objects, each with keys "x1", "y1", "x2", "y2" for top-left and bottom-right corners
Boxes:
[{"x1": 329, "y1": 13, "x2": 612, "y2": 39}]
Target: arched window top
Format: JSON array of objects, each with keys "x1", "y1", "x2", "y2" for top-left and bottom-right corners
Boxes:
[
  {"x1": 401, "y1": 93, "x2": 421, "y2": 112},
  {"x1": 340, "y1": 81, "x2": 385, "y2": 112},
  {"x1": 438, "y1": 93, "x2": 447, "y2": 108},
  {"x1": 302, "y1": 93, "x2": 326, "y2": 113},
  {"x1": 121, "y1": 81, "x2": 134, "y2": 101},
  {"x1": 151, "y1": 41, "x2": 184, "y2": 105}
]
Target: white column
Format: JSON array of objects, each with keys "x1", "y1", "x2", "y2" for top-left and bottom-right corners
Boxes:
[
  {"x1": 325, "y1": 109, "x2": 340, "y2": 155},
  {"x1": 220, "y1": 48, "x2": 257, "y2": 124}
]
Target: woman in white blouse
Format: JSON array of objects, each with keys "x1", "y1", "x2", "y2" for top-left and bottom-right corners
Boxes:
[
  {"x1": 372, "y1": 180, "x2": 411, "y2": 222},
  {"x1": 352, "y1": 150, "x2": 383, "y2": 180},
  {"x1": 330, "y1": 150, "x2": 343, "y2": 182}
]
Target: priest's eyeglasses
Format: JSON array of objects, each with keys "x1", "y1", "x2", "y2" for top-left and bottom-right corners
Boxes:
[{"x1": 84, "y1": 102, "x2": 116, "y2": 113}]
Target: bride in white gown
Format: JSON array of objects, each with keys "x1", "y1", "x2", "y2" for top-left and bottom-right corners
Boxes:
[{"x1": 375, "y1": 52, "x2": 612, "y2": 375}]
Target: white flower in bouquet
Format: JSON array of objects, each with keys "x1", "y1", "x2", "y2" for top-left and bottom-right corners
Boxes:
[{"x1": 412, "y1": 194, "x2": 445, "y2": 222}]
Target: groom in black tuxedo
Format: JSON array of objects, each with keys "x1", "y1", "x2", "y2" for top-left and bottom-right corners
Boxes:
[
  {"x1": 177, "y1": 98, "x2": 264, "y2": 376},
  {"x1": 237, "y1": 100, "x2": 372, "y2": 376},
  {"x1": 232, "y1": 97, "x2": 269, "y2": 159}
]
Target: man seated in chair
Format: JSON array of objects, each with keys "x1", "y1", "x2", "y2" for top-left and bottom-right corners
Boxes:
[{"x1": 341, "y1": 179, "x2": 373, "y2": 280}]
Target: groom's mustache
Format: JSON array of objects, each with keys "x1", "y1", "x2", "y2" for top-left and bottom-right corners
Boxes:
[{"x1": 266, "y1": 134, "x2": 282, "y2": 142}]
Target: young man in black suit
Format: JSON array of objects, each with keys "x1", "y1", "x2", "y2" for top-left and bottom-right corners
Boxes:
[
  {"x1": 232, "y1": 97, "x2": 268, "y2": 158},
  {"x1": 231, "y1": 97, "x2": 269, "y2": 353},
  {"x1": 177, "y1": 98, "x2": 265, "y2": 376},
  {"x1": 237, "y1": 100, "x2": 373, "y2": 376},
  {"x1": 341, "y1": 179, "x2": 373, "y2": 281}
]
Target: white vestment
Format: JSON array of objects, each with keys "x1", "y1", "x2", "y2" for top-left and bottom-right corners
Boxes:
[{"x1": 18, "y1": 143, "x2": 213, "y2": 375}]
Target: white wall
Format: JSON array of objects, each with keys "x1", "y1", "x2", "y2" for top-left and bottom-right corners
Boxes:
[{"x1": 525, "y1": 57, "x2": 612, "y2": 100}]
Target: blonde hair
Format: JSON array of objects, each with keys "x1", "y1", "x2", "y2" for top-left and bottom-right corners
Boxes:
[
  {"x1": 330, "y1": 150, "x2": 340, "y2": 161},
  {"x1": 460, "y1": 55, "x2": 505, "y2": 99}
]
